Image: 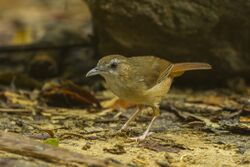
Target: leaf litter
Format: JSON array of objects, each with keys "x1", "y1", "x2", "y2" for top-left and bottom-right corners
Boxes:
[{"x1": 0, "y1": 83, "x2": 249, "y2": 166}]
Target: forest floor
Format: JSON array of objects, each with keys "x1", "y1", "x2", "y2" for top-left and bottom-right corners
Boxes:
[{"x1": 0, "y1": 85, "x2": 249, "y2": 167}]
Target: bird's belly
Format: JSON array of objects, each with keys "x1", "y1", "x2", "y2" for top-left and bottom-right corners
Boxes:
[
  {"x1": 107, "y1": 82, "x2": 146, "y2": 104},
  {"x1": 144, "y1": 77, "x2": 173, "y2": 105},
  {"x1": 105, "y1": 77, "x2": 171, "y2": 105},
  {"x1": 111, "y1": 86, "x2": 144, "y2": 102}
]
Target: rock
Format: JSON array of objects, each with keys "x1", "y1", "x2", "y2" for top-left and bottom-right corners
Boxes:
[{"x1": 86, "y1": 0, "x2": 250, "y2": 86}]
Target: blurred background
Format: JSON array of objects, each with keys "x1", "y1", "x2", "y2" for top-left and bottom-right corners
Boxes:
[
  {"x1": 0, "y1": 0, "x2": 94, "y2": 89},
  {"x1": 0, "y1": 0, "x2": 249, "y2": 90}
]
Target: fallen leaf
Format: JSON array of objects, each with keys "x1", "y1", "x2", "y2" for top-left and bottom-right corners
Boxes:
[
  {"x1": 43, "y1": 138, "x2": 59, "y2": 147},
  {"x1": 186, "y1": 95, "x2": 239, "y2": 109},
  {"x1": 103, "y1": 144, "x2": 126, "y2": 155},
  {"x1": 139, "y1": 139, "x2": 185, "y2": 153},
  {"x1": 0, "y1": 90, "x2": 37, "y2": 109},
  {"x1": 41, "y1": 80, "x2": 100, "y2": 108},
  {"x1": 239, "y1": 117, "x2": 250, "y2": 123},
  {"x1": 82, "y1": 142, "x2": 92, "y2": 150}
]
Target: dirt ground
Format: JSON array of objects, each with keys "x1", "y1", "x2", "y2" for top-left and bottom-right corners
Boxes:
[{"x1": 0, "y1": 88, "x2": 249, "y2": 167}]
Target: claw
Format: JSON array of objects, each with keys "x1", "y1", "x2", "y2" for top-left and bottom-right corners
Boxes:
[
  {"x1": 130, "y1": 116, "x2": 157, "y2": 141},
  {"x1": 130, "y1": 132, "x2": 154, "y2": 141},
  {"x1": 118, "y1": 126, "x2": 129, "y2": 133}
]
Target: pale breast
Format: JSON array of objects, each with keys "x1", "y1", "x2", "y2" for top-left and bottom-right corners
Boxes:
[{"x1": 105, "y1": 76, "x2": 147, "y2": 104}]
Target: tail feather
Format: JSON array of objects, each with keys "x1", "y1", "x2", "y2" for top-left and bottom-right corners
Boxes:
[{"x1": 171, "y1": 62, "x2": 212, "y2": 77}]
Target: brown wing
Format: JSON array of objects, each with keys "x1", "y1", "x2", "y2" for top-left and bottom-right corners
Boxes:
[{"x1": 128, "y1": 56, "x2": 172, "y2": 89}]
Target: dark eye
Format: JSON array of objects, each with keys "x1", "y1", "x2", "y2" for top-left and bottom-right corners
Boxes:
[{"x1": 110, "y1": 62, "x2": 118, "y2": 69}]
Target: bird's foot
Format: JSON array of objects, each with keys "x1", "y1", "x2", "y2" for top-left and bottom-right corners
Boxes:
[
  {"x1": 118, "y1": 123, "x2": 130, "y2": 133},
  {"x1": 130, "y1": 132, "x2": 153, "y2": 141},
  {"x1": 113, "y1": 127, "x2": 130, "y2": 137},
  {"x1": 117, "y1": 127, "x2": 126, "y2": 133}
]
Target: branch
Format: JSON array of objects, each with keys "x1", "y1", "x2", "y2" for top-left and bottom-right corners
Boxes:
[
  {"x1": 0, "y1": 131, "x2": 121, "y2": 167},
  {"x1": 0, "y1": 42, "x2": 93, "y2": 53}
]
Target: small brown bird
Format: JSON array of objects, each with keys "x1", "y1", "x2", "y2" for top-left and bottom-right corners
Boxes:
[{"x1": 86, "y1": 54, "x2": 211, "y2": 140}]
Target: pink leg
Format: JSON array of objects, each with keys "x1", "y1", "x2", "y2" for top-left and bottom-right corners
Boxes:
[
  {"x1": 119, "y1": 106, "x2": 142, "y2": 131},
  {"x1": 130, "y1": 116, "x2": 158, "y2": 141},
  {"x1": 131, "y1": 105, "x2": 160, "y2": 141}
]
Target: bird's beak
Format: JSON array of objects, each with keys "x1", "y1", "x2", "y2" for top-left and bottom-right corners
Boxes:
[{"x1": 86, "y1": 67, "x2": 100, "y2": 77}]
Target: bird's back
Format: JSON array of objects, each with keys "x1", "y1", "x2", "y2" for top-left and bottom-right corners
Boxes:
[{"x1": 128, "y1": 56, "x2": 172, "y2": 89}]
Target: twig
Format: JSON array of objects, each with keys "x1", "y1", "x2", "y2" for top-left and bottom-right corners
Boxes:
[
  {"x1": 0, "y1": 108, "x2": 32, "y2": 113},
  {"x1": 182, "y1": 112, "x2": 220, "y2": 129},
  {"x1": 161, "y1": 102, "x2": 220, "y2": 128},
  {"x1": 161, "y1": 104, "x2": 189, "y2": 120},
  {"x1": 0, "y1": 42, "x2": 93, "y2": 53},
  {"x1": 59, "y1": 132, "x2": 87, "y2": 139},
  {"x1": 224, "y1": 110, "x2": 242, "y2": 119},
  {"x1": 0, "y1": 131, "x2": 121, "y2": 167}
]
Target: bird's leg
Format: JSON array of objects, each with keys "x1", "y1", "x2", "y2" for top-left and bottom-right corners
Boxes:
[
  {"x1": 119, "y1": 105, "x2": 142, "y2": 131},
  {"x1": 130, "y1": 105, "x2": 160, "y2": 141},
  {"x1": 130, "y1": 116, "x2": 158, "y2": 141}
]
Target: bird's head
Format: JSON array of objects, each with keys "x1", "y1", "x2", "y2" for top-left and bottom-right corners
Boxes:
[{"x1": 86, "y1": 54, "x2": 130, "y2": 78}]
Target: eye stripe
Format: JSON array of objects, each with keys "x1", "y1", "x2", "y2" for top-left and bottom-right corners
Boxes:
[{"x1": 111, "y1": 58, "x2": 119, "y2": 63}]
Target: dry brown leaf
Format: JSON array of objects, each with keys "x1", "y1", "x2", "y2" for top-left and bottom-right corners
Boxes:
[
  {"x1": 0, "y1": 91, "x2": 37, "y2": 109},
  {"x1": 42, "y1": 80, "x2": 100, "y2": 108},
  {"x1": 239, "y1": 117, "x2": 250, "y2": 123},
  {"x1": 186, "y1": 95, "x2": 239, "y2": 109}
]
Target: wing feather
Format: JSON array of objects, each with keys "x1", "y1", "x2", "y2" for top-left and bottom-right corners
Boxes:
[{"x1": 129, "y1": 56, "x2": 172, "y2": 89}]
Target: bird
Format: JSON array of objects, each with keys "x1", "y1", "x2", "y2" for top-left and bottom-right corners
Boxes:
[{"x1": 86, "y1": 54, "x2": 212, "y2": 141}]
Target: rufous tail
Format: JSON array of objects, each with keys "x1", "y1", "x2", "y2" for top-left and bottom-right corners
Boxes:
[{"x1": 171, "y1": 63, "x2": 212, "y2": 77}]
